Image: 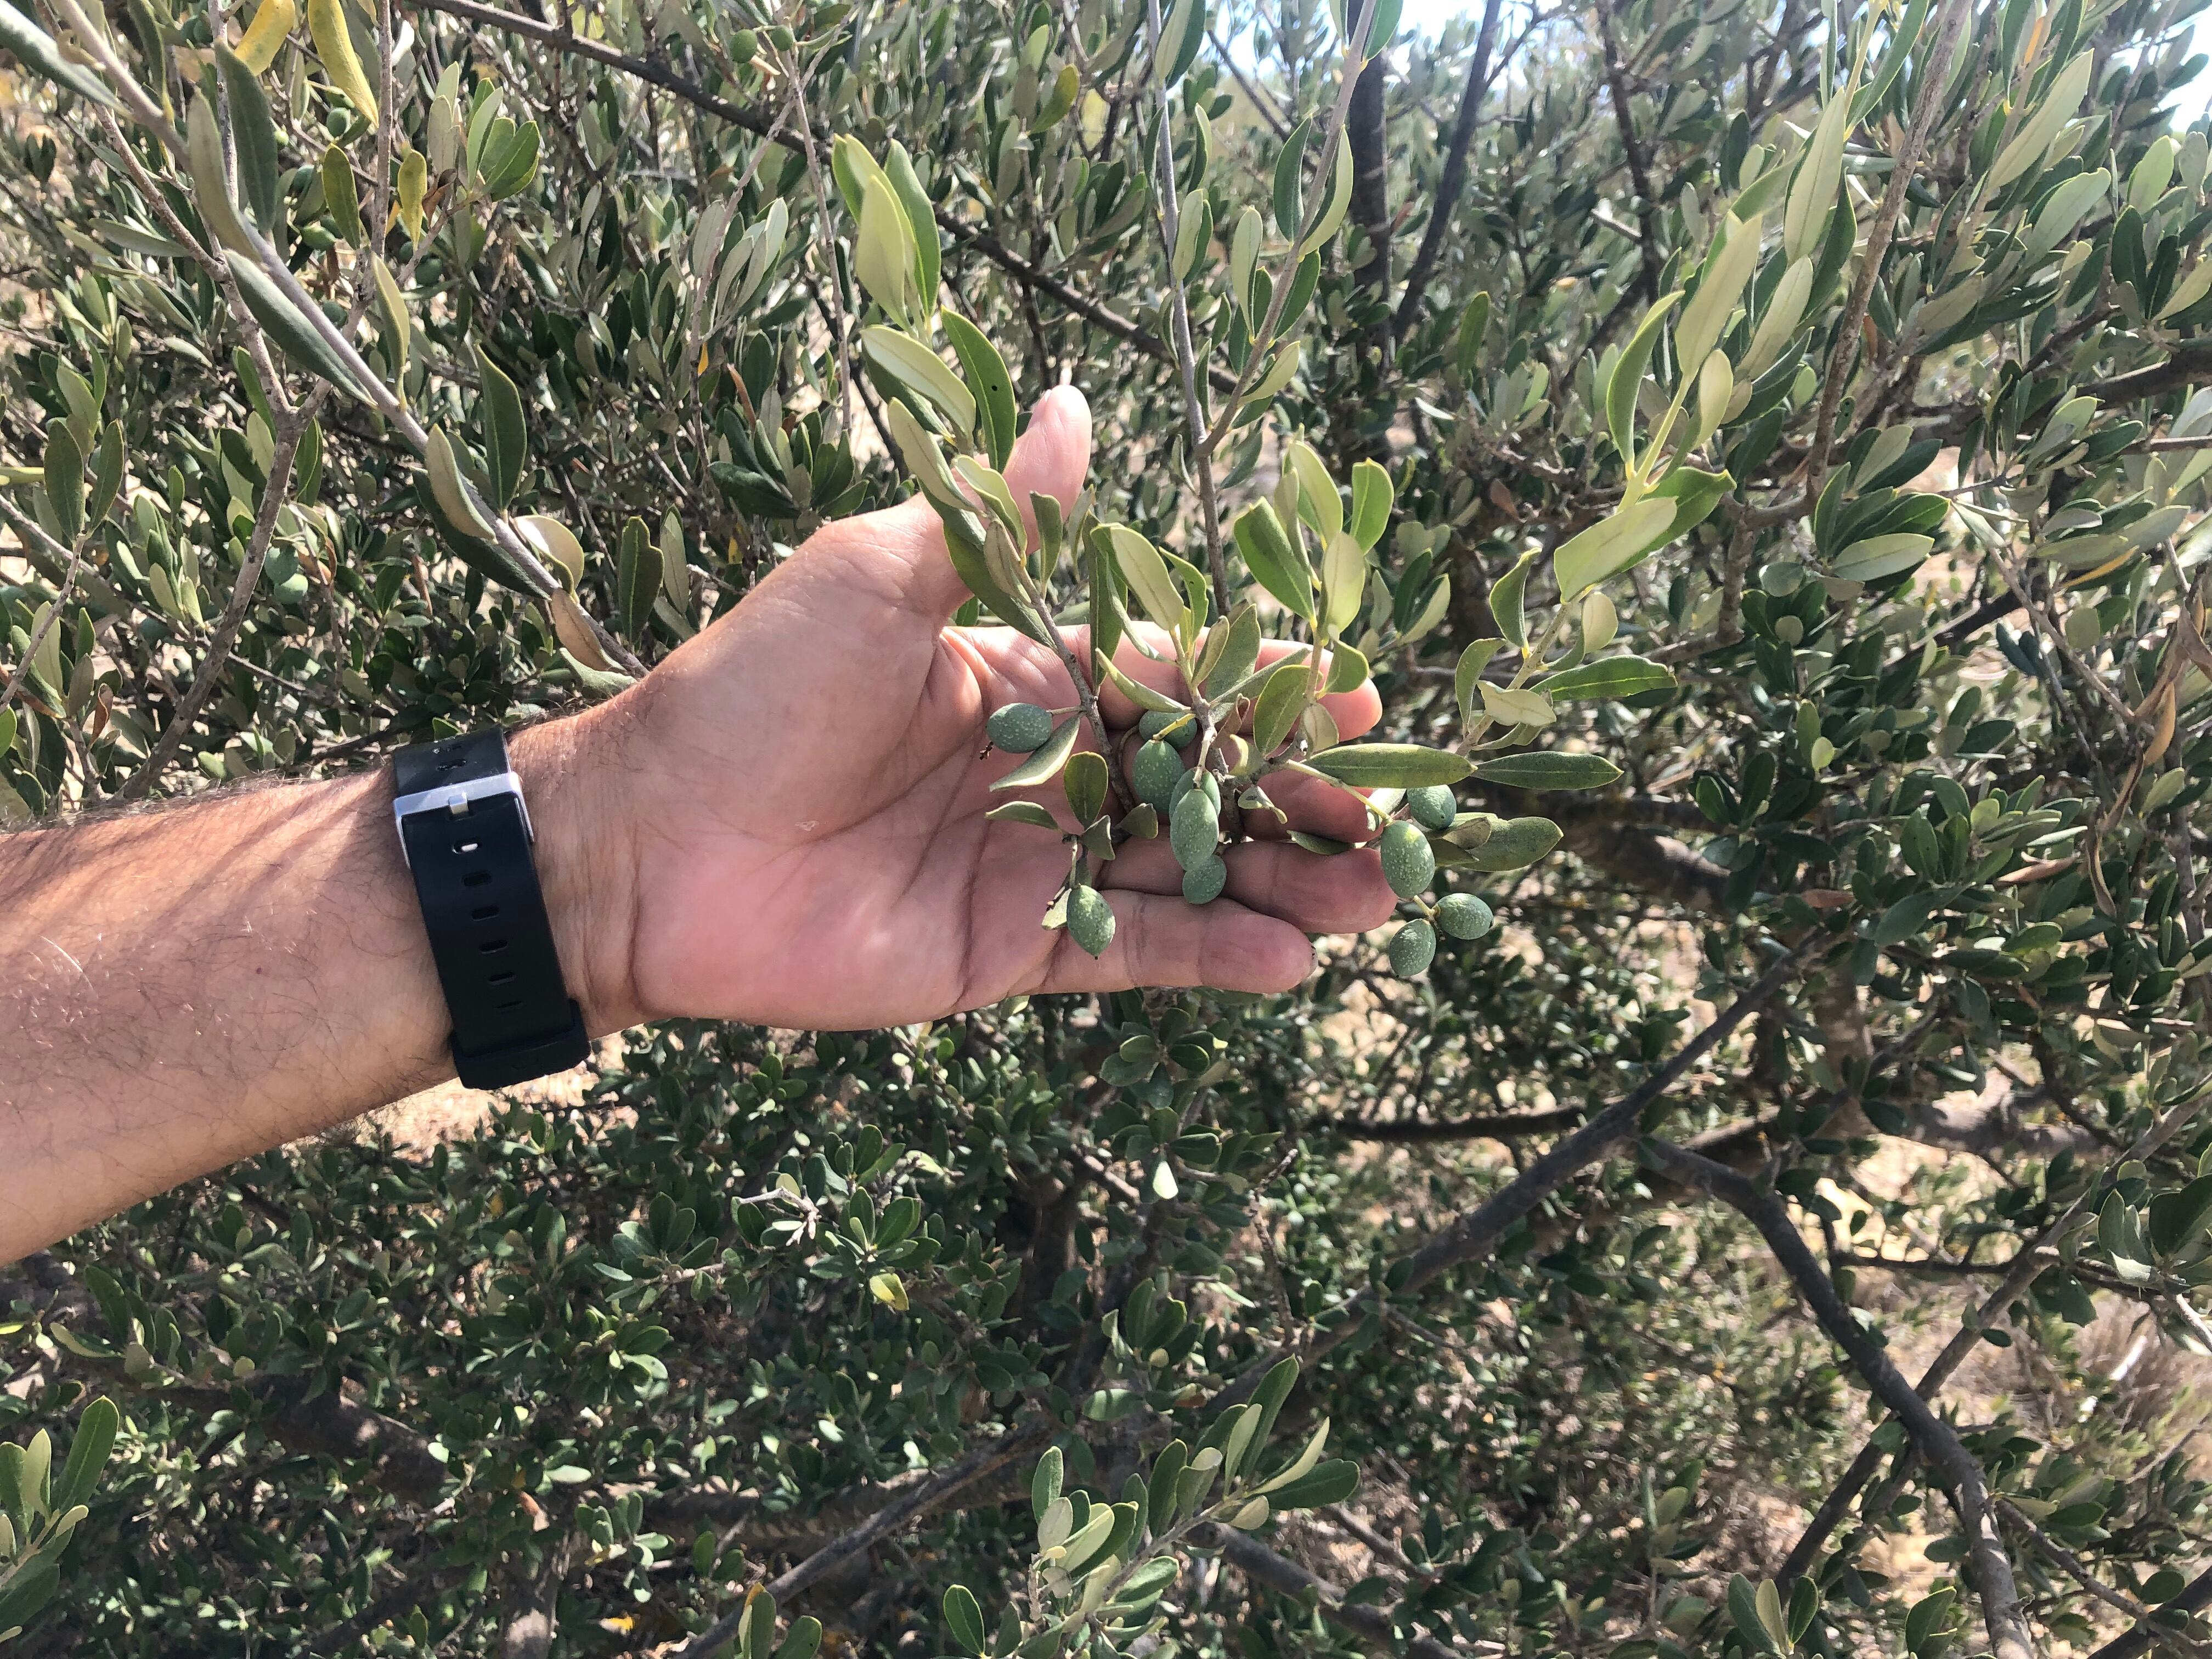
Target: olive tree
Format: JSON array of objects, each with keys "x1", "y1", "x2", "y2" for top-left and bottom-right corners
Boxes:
[{"x1": 7, "y1": 0, "x2": 2212, "y2": 1652}]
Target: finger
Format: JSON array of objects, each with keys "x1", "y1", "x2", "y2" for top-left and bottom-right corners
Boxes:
[
  {"x1": 1245, "y1": 639, "x2": 1384, "y2": 741},
  {"x1": 1032, "y1": 890, "x2": 1316, "y2": 996},
  {"x1": 1241, "y1": 770, "x2": 1379, "y2": 842},
  {"x1": 836, "y1": 386, "x2": 1093, "y2": 624},
  {"x1": 1090, "y1": 627, "x2": 1381, "y2": 738},
  {"x1": 1090, "y1": 726, "x2": 1376, "y2": 844},
  {"x1": 1102, "y1": 839, "x2": 1397, "y2": 934}
]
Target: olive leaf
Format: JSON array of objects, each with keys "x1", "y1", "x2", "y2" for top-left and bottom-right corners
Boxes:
[
  {"x1": 216, "y1": 47, "x2": 282, "y2": 230},
  {"x1": 86, "y1": 420, "x2": 123, "y2": 527},
  {"x1": 1102, "y1": 524, "x2": 1188, "y2": 637},
  {"x1": 1487, "y1": 549, "x2": 1536, "y2": 647},
  {"x1": 1064, "y1": 751, "x2": 1109, "y2": 825},
  {"x1": 1231, "y1": 500, "x2": 1313, "y2": 618},
  {"x1": 185, "y1": 92, "x2": 256, "y2": 256},
  {"x1": 1604, "y1": 291, "x2": 1681, "y2": 469},
  {"x1": 986, "y1": 800, "x2": 1063, "y2": 831},
  {"x1": 991, "y1": 717, "x2": 1081, "y2": 791},
  {"x1": 1538, "y1": 655, "x2": 1675, "y2": 701},
  {"x1": 478, "y1": 121, "x2": 541, "y2": 199},
  {"x1": 372, "y1": 257, "x2": 409, "y2": 382},
  {"x1": 1305, "y1": 744, "x2": 1472, "y2": 788},
  {"x1": 42, "y1": 420, "x2": 83, "y2": 546},
  {"x1": 476, "y1": 358, "x2": 529, "y2": 510},
  {"x1": 1471, "y1": 751, "x2": 1624, "y2": 791},
  {"x1": 941, "y1": 312, "x2": 1015, "y2": 470},
  {"x1": 1347, "y1": 459, "x2": 1392, "y2": 551},
  {"x1": 1551, "y1": 496, "x2": 1677, "y2": 599},
  {"x1": 861, "y1": 325, "x2": 976, "y2": 437},
  {"x1": 306, "y1": 0, "x2": 377, "y2": 123},
  {"x1": 516, "y1": 512, "x2": 584, "y2": 590},
  {"x1": 321, "y1": 145, "x2": 364, "y2": 242},
  {"x1": 617, "y1": 515, "x2": 660, "y2": 638},
  {"x1": 235, "y1": 0, "x2": 296, "y2": 70},
  {"x1": 1454, "y1": 639, "x2": 1505, "y2": 732}
]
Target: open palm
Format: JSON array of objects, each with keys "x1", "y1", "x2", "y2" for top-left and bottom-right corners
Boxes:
[{"x1": 578, "y1": 388, "x2": 1395, "y2": 1031}]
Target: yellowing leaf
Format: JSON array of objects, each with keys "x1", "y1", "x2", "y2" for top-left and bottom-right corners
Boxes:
[
  {"x1": 371, "y1": 256, "x2": 408, "y2": 381},
  {"x1": 234, "y1": 0, "x2": 296, "y2": 74},
  {"x1": 396, "y1": 147, "x2": 426, "y2": 241},
  {"x1": 307, "y1": 0, "x2": 378, "y2": 124}
]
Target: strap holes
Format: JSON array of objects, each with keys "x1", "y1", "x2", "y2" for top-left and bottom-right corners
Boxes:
[
  {"x1": 472, "y1": 905, "x2": 500, "y2": 920},
  {"x1": 454, "y1": 839, "x2": 481, "y2": 854},
  {"x1": 462, "y1": 871, "x2": 492, "y2": 887},
  {"x1": 479, "y1": 939, "x2": 509, "y2": 953},
  {"x1": 497, "y1": 1000, "x2": 523, "y2": 1012},
  {"x1": 487, "y1": 970, "x2": 516, "y2": 986}
]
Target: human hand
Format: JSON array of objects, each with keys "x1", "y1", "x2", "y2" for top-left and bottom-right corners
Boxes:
[{"x1": 535, "y1": 388, "x2": 1397, "y2": 1033}]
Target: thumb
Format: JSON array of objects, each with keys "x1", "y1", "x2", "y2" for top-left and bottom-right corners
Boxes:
[
  {"x1": 1001, "y1": 383, "x2": 1094, "y2": 549},
  {"x1": 867, "y1": 384, "x2": 1094, "y2": 623}
]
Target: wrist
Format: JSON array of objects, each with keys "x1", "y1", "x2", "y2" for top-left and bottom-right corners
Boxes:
[{"x1": 507, "y1": 707, "x2": 649, "y2": 1041}]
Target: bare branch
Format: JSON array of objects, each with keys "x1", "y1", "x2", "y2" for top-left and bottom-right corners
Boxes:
[
  {"x1": 668, "y1": 1418, "x2": 1056, "y2": 1659},
  {"x1": 1219, "y1": 937, "x2": 1822, "y2": 1401},
  {"x1": 1198, "y1": 1523, "x2": 1498, "y2": 1659},
  {"x1": 1644, "y1": 1137, "x2": 2036, "y2": 1659},
  {"x1": 1394, "y1": 0, "x2": 1509, "y2": 338}
]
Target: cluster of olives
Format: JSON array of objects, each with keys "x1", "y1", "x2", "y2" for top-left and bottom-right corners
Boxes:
[
  {"x1": 985, "y1": 700, "x2": 1497, "y2": 973},
  {"x1": 1380, "y1": 785, "x2": 1498, "y2": 974}
]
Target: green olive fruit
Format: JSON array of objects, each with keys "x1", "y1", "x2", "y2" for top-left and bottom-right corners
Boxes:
[
  {"x1": 988, "y1": 702, "x2": 1054, "y2": 753},
  {"x1": 1434, "y1": 893, "x2": 1495, "y2": 940},
  {"x1": 1169, "y1": 766, "x2": 1222, "y2": 814},
  {"x1": 1131, "y1": 738, "x2": 1181, "y2": 810},
  {"x1": 1139, "y1": 708, "x2": 1196, "y2": 747},
  {"x1": 1067, "y1": 884, "x2": 1115, "y2": 957},
  {"x1": 1170, "y1": 788, "x2": 1220, "y2": 871},
  {"x1": 1389, "y1": 918, "x2": 1437, "y2": 977},
  {"x1": 1182, "y1": 855, "x2": 1228, "y2": 904},
  {"x1": 1379, "y1": 821, "x2": 1437, "y2": 899},
  {"x1": 1406, "y1": 784, "x2": 1458, "y2": 831}
]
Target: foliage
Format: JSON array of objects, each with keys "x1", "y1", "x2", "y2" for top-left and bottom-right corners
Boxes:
[
  {"x1": 0, "y1": 1398, "x2": 119, "y2": 1644},
  {"x1": 11, "y1": 0, "x2": 2212, "y2": 1651}
]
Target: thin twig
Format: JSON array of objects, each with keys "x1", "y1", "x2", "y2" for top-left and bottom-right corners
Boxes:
[
  {"x1": 1393, "y1": 0, "x2": 1510, "y2": 338},
  {"x1": 121, "y1": 413, "x2": 311, "y2": 795},
  {"x1": 668, "y1": 1419, "x2": 1056, "y2": 1659},
  {"x1": 770, "y1": 31, "x2": 853, "y2": 438},
  {"x1": 2000, "y1": 1498, "x2": 2211, "y2": 1658},
  {"x1": 1198, "y1": 7, "x2": 1370, "y2": 461},
  {"x1": 0, "y1": 515, "x2": 84, "y2": 718},
  {"x1": 1799, "y1": 0, "x2": 1972, "y2": 514},
  {"x1": 1146, "y1": 0, "x2": 1229, "y2": 610},
  {"x1": 1216, "y1": 936, "x2": 1823, "y2": 1403}
]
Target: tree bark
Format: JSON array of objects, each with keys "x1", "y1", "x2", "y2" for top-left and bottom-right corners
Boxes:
[
  {"x1": 1347, "y1": 53, "x2": 1393, "y2": 364},
  {"x1": 1394, "y1": 0, "x2": 1507, "y2": 339}
]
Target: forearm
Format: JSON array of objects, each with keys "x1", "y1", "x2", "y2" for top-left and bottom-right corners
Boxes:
[{"x1": 0, "y1": 713, "x2": 637, "y2": 1262}]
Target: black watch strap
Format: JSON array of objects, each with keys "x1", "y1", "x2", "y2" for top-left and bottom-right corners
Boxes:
[{"x1": 393, "y1": 729, "x2": 589, "y2": 1090}]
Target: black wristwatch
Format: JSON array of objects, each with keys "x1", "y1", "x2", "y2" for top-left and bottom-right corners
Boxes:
[{"x1": 392, "y1": 729, "x2": 589, "y2": 1089}]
